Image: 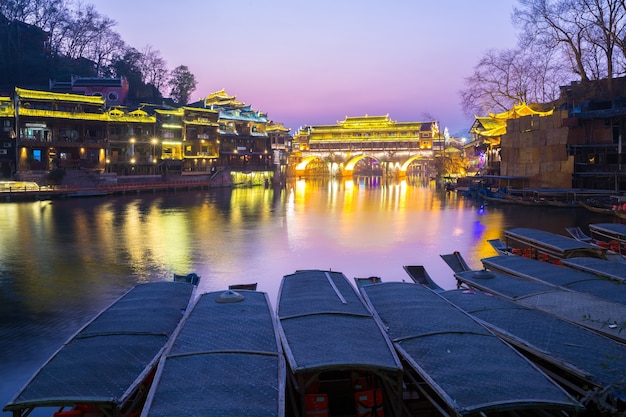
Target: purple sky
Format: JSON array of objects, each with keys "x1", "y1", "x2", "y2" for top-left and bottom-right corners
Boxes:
[{"x1": 90, "y1": 1, "x2": 520, "y2": 136}]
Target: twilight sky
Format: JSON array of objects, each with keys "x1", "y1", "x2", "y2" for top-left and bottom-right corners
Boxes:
[{"x1": 89, "y1": 0, "x2": 520, "y2": 136}]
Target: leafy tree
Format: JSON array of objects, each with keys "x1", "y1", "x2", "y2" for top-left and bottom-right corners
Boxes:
[{"x1": 169, "y1": 65, "x2": 197, "y2": 105}]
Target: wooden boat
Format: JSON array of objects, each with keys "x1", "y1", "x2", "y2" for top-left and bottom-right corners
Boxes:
[
  {"x1": 276, "y1": 270, "x2": 405, "y2": 417},
  {"x1": 141, "y1": 288, "x2": 285, "y2": 417},
  {"x1": 402, "y1": 265, "x2": 443, "y2": 291},
  {"x1": 173, "y1": 272, "x2": 200, "y2": 285},
  {"x1": 354, "y1": 276, "x2": 382, "y2": 288},
  {"x1": 561, "y1": 256, "x2": 626, "y2": 283},
  {"x1": 3, "y1": 280, "x2": 197, "y2": 417},
  {"x1": 359, "y1": 281, "x2": 581, "y2": 416},
  {"x1": 453, "y1": 267, "x2": 626, "y2": 344},
  {"x1": 441, "y1": 289, "x2": 626, "y2": 413},
  {"x1": 481, "y1": 255, "x2": 626, "y2": 306},
  {"x1": 579, "y1": 199, "x2": 615, "y2": 215},
  {"x1": 504, "y1": 227, "x2": 607, "y2": 260},
  {"x1": 439, "y1": 251, "x2": 472, "y2": 273},
  {"x1": 486, "y1": 238, "x2": 513, "y2": 255},
  {"x1": 228, "y1": 282, "x2": 258, "y2": 290},
  {"x1": 589, "y1": 222, "x2": 626, "y2": 254}
]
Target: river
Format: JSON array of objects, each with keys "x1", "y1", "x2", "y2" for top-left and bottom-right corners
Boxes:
[{"x1": 0, "y1": 176, "x2": 616, "y2": 415}]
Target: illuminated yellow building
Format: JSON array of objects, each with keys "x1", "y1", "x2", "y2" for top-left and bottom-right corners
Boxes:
[{"x1": 298, "y1": 115, "x2": 439, "y2": 151}]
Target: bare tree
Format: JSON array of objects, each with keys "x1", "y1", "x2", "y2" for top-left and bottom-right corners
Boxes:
[{"x1": 138, "y1": 45, "x2": 169, "y2": 95}]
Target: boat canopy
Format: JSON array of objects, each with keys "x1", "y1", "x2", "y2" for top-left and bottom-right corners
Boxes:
[
  {"x1": 504, "y1": 227, "x2": 607, "y2": 259},
  {"x1": 277, "y1": 270, "x2": 402, "y2": 375},
  {"x1": 481, "y1": 255, "x2": 626, "y2": 306},
  {"x1": 142, "y1": 290, "x2": 285, "y2": 417},
  {"x1": 360, "y1": 282, "x2": 581, "y2": 416},
  {"x1": 441, "y1": 289, "x2": 626, "y2": 411},
  {"x1": 3, "y1": 281, "x2": 196, "y2": 415},
  {"x1": 455, "y1": 269, "x2": 626, "y2": 344}
]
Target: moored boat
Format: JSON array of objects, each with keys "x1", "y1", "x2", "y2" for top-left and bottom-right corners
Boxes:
[
  {"x1": 359, "y1": 281, "x2": 582, "y2": 416},
  {"x1": 453, "y1": 267, "x2": 626, "y2": 344},
  {"x1": 504, "y1": 227, "x2": 607, "y2": 260},
  {"x1": 441, "y1": 288, "x2": 626, "y2": 414},
  {"x1": 276, "y1": 270, "x2": 404, "y2": 417},
  {"x1": 3, "y1": 280, "x2": 197, "y2": 417},
  {"x1": 141, "y1": 287, "x2": 285, "y2": 417},
  {"x1": 481, "y1": 254, "x2": 626, "y2": 306}
]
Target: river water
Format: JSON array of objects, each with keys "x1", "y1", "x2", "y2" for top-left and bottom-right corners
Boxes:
[{"x1": 0, "y1": 177, "x2": 616, "y2": 415}]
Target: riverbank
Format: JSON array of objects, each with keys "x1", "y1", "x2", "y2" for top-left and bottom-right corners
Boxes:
[{"x1": 0, "y1": 169, "x2": 236, "y2": 202}]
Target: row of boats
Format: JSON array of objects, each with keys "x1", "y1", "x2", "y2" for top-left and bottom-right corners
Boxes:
[{"x1": 4, "y1": 224, "x2": 626, "y2": 417}]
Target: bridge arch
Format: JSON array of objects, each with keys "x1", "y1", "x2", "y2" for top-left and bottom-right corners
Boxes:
[
  {"x1": 399, "y1": 155, "x2": 428, "y2": 173},
  {"x1": 344, "y1": 154, "x2": 381, "y2": 173}
]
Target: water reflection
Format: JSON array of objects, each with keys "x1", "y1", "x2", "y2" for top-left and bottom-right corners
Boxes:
[{"x1": 0, "y1": 177, "x2": 618, "y2": 415}]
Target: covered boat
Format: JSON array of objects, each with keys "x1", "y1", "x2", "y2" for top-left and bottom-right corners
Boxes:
[
  {"x1": 276, "y1": 270, "x2": 404, "y2": 417},
  {"x1": 441, "y1": 289, "x2": 626, "y2": 414},
  {"x1": 504, "y1": 227, "x2": 607, "y2": 260},
  {"x1": 3, "y1": 280, "x2": 197, "y2": 417},
  {"x1": 481, "y1": 255, "x2": 626, "y2": 306},
  {"x1": 589, "y1": 223, "x2": 626, "y2": 253},
  {"x1": 141, "y1": 288, "x2": 285, "y2": 417},
  {"x1": 561, "y1": 256, "x2": 626, "y2": 283},
  {"x1": 359, "y1": 281, "x2": 581, "y2": 416},
  {"x1": 454, "y1": 268, "x2": 626, "y2": 344}
]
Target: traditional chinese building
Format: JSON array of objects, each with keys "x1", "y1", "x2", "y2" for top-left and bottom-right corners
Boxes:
[
  {"x1": 188, "y1": 90, "x2": 272, "y2": 170},
  {"x1": 293, "y1": 115, "x2": 440, "y2": 176}
]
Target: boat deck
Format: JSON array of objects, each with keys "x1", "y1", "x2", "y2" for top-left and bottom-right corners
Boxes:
[
  {"x1": 481, "y1": 255, "x2": 626, "y2": 306},
  {"x1": 3, "y1": 281, "x2": 196, "y2": 416},
  {"x1": 504, "y1": 227, "x2": 607, "y2": 259},
  {"x1": 441, "y1": 289, "x2": 626, "y2": 411},
  {"x1": 142, "y1": 289, "x2": 285, "y2": 417},
  {"x1": 561, "y1": 256, "x2": 626, "y2": 282},
  {"x1": 359, "y1": 282, "x2": 581, "y2": 416},
  {"x1": 454, "y1": 269, "x2": 626, "y2": 343}
]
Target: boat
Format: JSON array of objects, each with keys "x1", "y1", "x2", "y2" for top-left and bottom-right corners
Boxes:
[
  {"x1": 276, "y1": 270, "x2": 405, "y2": 417},
  {"x1": 481, "y1": 254, "x2": 626, "y2": 306},
  {"x1": 453, "y1": 267, "x2": 626, "y2": 344},
  {"x1": 354, "y1": 276, "x2": 382, "y2": 288},
  {"x1": 566, "y1": 225, "x2": 626, "y2": 261},
  {"x1": 141, "y1": 288, "x2": 285, "y2": 417},
  {"x1": 441, "y1": 288, "x2": 626, "y2": 413},
  {"x1": 402, "y1": 265, "x2": 443, "y2": 291},
  {"x1": 486, "y1": 238, "x2": 513, "y2": 255},
  {"x1": 504, "y1": 227, "x2": 607, "y2": 260},
  {"x1": 589, "y1": 223, "x2": 626, "y2": 254},
  {"x1": 579, "y1": 199, "x2": 615, "y2": 215},
  {"x1": 439, "y1": 251, "x2": 472, "y2": 273},
  {"x1": 173, "y1": 272, "x2": 200, "y2": 285},
  {"x1": 3, "y1": 279, "x2": 198, "y2": 417},
  {"x1": 561, "y1": 256, "x2": 626, "y2": 283},
  {"x1": 228, "y1": 282, "x2": 258, "y2": 290},
  {"x1": 359, "y1": 281, "x2": 582, "y2": 416}
]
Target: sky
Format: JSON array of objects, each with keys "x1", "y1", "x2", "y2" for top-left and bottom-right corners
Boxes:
[{"x1": 88, "y1": 0, "x2": 520, "y2": 136}]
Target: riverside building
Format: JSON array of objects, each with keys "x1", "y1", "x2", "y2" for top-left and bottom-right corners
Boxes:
[{"x1": 0, "y1": 86, "x2": 287, "y2": 184}]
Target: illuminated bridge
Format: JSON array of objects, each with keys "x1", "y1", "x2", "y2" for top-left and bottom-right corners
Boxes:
[{"x1": 292, "y1": 115, "x2": 442, "y2": 177}]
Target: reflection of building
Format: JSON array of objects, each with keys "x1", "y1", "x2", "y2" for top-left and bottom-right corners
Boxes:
[{"x1": 468, "y1": 103, "x2": 553, "y2": 175}]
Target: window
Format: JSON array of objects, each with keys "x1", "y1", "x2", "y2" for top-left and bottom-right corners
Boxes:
[{"x1": 108, "y1": 92, "x2": 119, "y2": 101}]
